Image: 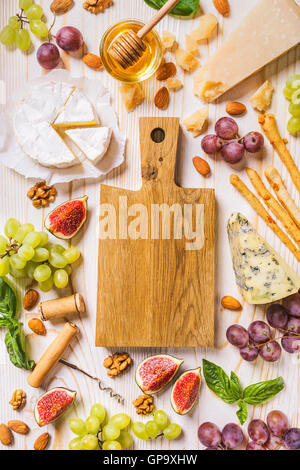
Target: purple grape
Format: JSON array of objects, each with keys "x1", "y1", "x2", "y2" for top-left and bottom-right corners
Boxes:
[
  {"x1": 226, "y1": 325, "x2": 249, "y2": 348},
  {"x1": 198, "y1": 422, "x2": 222, "y2": 447},
  {"x1": 37, "y1": 42, "x2": 60, "y2": 70},
  {"x1": 283, "y1": 293, "x2": 300, "y2": 318},
  {"x1": 266, "y1": 304, "x2": 288, "y2": 330},
  {"x1": 283, "y1": 428, "x2": 300, "y2": 450},
  {"x1": 215, "y1": 117, "x2": 238, "y2": 140},
  {"x1": 221, "y1": 423, "x2": 244, "y2": 449},
  {"x1": 221, "y1": 141, "x2": 245, "y2": 164},
  {"x1": 267, "y1": 411, "x2": 289, "y2": 437},
  {"x1": 246, "y1": 441, "x2": 266, "y2": 450},
  {"x1": 248, "y1": 321, "x2": 271, "y2": 343},
  {"x1": 287, "y1": 316, "x2": 300, "y2": 334},
  {"x1": 248, "y1": 419, "x2": 269, "y2": 444},
  {"x1": 281, "y1": 334, "x2": 300, "y2": 353},
  {"x1": 243, "y1": 132, "x2": 264, "y2": 153},
  {"x1": 56, "y1": 26, "x2": 83, "y2": 51},
  {"x1": 259, "y1": 341, "x2": 281, "y2": 362},
  {"x1": 240, "y1": 343, "x2": 259, "y2": 362},
  {"x1": 201, "y1": 134, "x2": 223, "y2": 154},
  {"x1": 265, "y1": 433, "x2": 283, "y2": 450}
]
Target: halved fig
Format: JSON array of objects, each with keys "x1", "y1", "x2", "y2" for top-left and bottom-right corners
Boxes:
[
  {"x1": 171, "y1": 367, "x2": 201, "y2": 415},
  {"x1": 45, "y1": 196, "x2": 88, "y2": 239},
  {"x1": 34, "y1": 387, "x2": 76, "y2": 426},
  {"x1": 136, "y1": 354, "x2": 183, "y2": 394}
]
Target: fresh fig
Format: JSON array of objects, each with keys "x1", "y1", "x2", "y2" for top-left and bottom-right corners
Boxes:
[
  {"x1": 45, "y1": 196, "x2": 88, "y2": 240},
  {"x1": 171, "y1": 367, "x2": 201, "y2": 415},
  {"x1": 136, "y1": 354, "x2": 183, "y2": 394},
  {"x1": 34, "y1": 387, "x2": 76, "y2": 426}
]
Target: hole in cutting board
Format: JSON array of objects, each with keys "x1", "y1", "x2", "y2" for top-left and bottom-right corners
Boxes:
[{"x1": 151, "y1": 128, "x2": 165, "y2": 143}]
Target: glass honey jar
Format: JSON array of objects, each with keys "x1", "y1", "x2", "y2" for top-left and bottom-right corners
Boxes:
[{"x1": 100, "y1": 19, "x2": 163, "y2": 83}]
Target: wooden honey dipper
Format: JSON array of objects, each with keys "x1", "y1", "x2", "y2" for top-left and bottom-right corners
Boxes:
[{"x1": 109, "y1": 0, "x2": 181, "y2": 69}]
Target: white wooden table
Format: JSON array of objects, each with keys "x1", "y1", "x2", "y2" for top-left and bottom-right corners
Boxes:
[{"x1": 0, "y1": 0, "x2": 300, "y2": 451}]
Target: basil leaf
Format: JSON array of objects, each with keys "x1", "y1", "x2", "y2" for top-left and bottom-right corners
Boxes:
[
  {"x1": 236, "y1": 399, "x2": 248, "y2": 425},
  {"x1": 230, "y1": 371, "x2": 243, "y2": 401},
  {"x1": 202, "y1": 359, "x2": 236, "y2": 404},
  {"x1": 144, "y1": 0, "x2": 200, "y2": 17},
  {"x1": 0, "y1": 277, "x2": 17, "y2": 324},
  {"x1": 5, "y1": 321, "x2": 34, "y2": 370},
  {"x1": 243, "y1": 377, "x2": 285, "y2": 405}
]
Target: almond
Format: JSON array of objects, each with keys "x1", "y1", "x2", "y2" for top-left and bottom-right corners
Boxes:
[
  {"x1": 23, "y1": 289, "x2": 39, "y2": 310},
  {"x1": 0, "y1": 424, "x2": 13, "y2": 446},
  {"x1": 192, "y1": 156, "x2": 210, "y2": 176},
  {"x1": 50, "y1": 0, "x2": 74, "y2": 14},
  {"x1": 154, "y1": 87, "x2": 169, "y2": 110},
  {"x1": 212, "y1": 0, "x2": 230, "y2": 16},
  {"x1": 7, "y1": 420, "x2": 29, "y2": 435},
  {"x1": 34, "y1": 432, "x2": 50, "y2": 450},
  {"x1": 82, "y1": 53, "x2": 103, "y2": 69},
  {"x1": 226, "y1": 102, "x2": 246, "y2": 116},
  {"x1": 156, "y1": 62, "x2": 176, "y2": 81},
  {"x1": 28, "y1": 318, "x2": 46, "y2": 336},
  {"x1": 221, "y1": 295, "x2": 242, "y2": 310}
]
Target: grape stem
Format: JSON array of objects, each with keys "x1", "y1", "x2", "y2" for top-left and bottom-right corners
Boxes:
[
  {"x1": 48, "y1": 13, "x2": 56, "y2": 42},
  {"x1": 248, "y1": 332, "x2": 300, "y2": 349}
]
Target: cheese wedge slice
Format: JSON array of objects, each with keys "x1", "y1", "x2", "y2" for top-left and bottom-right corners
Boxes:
[
  {"x1": 53, "y1": 88, "x2": 98, "y2": 128},
  {"x1": 227, "y1": 213, "x2": 300, "y2": 305},
  {"x1": 65, "y1": 126, "x2": 112, "y2": 164},
  {"x1": 194, "y1": 0, "x2": 300, "y2": 102}
]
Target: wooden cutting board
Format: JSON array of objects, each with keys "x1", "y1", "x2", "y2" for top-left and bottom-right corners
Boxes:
[{"x1": 96, "y1": 117, "x2": 215, "y2": 347}]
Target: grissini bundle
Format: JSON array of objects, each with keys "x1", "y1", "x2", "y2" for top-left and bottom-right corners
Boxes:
[{"x1": 230, "y1": 174, "x2": 300, "y2": 262}]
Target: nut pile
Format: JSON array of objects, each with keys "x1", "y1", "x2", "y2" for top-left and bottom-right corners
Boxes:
[
  {"x1": 27, "y1": 181, "x2": 57, "y2": 208},
  {"x1": 103, "y1": 352, "x2": 132, "y2": 377},
  {"x1": 83, "y1": 0, "x2": 113, "y2": 14},
  {"x1": 132, "y1": 394, "x2": 155, "y2": 415},
  {"x1": 9, "y1": 389, "x2": 26, "y2": 411}
]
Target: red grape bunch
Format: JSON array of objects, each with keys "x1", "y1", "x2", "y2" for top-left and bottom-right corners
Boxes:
[
  {"x1": 198, "y1": 422, "x2": 244, "y2": 450},
  {"x1": 201, "y1": 117, "x2": 264, "y2": 164}
]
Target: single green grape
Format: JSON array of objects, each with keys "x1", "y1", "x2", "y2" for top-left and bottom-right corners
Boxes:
[
  {"x1": 69, "y1": 418, "x2": 87, "y2": 436},
  {"x1": 29, "y1": 20, "x2": 48, "y2": 38},
  {"x1": 102, "y1": 440, "x2": 122, "y2": 450},
  {"x1": 9, "y1": 264, "x2": 27, "y2": 279},
  {"x1": 32, "y1": 247, "x2": 49, "y2": 262},
  {"x1": 18, "y1": 244, "x2": 35, "y2": 261},
  {"x1": 33, "y1": 264, "x2": 51, "y2": 282},
  {"x1": 0, "y1": 235, "x2": 7, "y2": 253},
  {"x1": 81, "y1": 434, "x2": 99, "y2": 450},
  {"x1": 163, "y1": 423, "x2": 181, "y2": 440},
  {"x1": 14, "y1": 223, "x2": 34, "y2": 243},
  {"x1": 4, "y1": 218, "x2": 20, "y2": 238},
  {"x1": 63, "y1": 247, "x2": 80, "y2": 264},
  {"x1": 65, "y1": 264, "x2": 72, "y2": 276},
  {"x1": 53, "y1": 269, "x2": 68, "y2": 288},
  {"x1": 0, "y1": 257, "x2": 10, "y2": 276},
  {"x1": 291, "y1": 88, "x2": 300, "y2": 106},
  {"x1": 25, "y1": 4, "x2": 43, "y2": 20},
  {"x1": 102, "y1": 423, "x2": 120, "y2": 441},
  {"x1": 287, "y1": 116, "x2": 300, "y2": 135},
  {"x1": 16, "y1": 29, "x2": 31, "y2": 51},
  {"x1": 145, "y1": 421, "x2": 159, "y2": 439},
  {"x1": 289, "y1": 103, "x2": 300, "y2": 118},
  {"x1": 38, "y1": 232, "x2": 48, "y2": 247},
  {"x1": 50, "y1": 244, "x2": 65, "y2": 255},
  {"x1": 90, "y1": 404, "x2": 106, "y2": 424},
  {"x1": 117, "y1": 430, "x2": 132, "y2": 448},
  {"x1": 132, "y1": 423, "x2": 149, "y2": 440},
  {"x1": 23, "y1": 231, "x2": 42, "y2": 248},
  {"x1": 49, "y1": 253, "x2": 67, "y2": 268},
  {"x1": 8, "y1": 16, "x2": 21, "y2": 30},
  {"x1": 0, "y1": 26, "x2": 16, "y2": 46},
  {"x1": 19, "y1": 0, "x2": 33, "y2": 9},
  {"x1": 85, "y1": 415, "x2": 101, "y2": 435},
  {"x1": 283, "y1": 86, "x2": 294, "y2": 101},
  {"x1": 26, "y1": 260, "x2": 38, "y2": 279},
  {"x1": 153, "y1": 410, "x2": 169, "y2": 430},
  {"x1": 10, "y1": 253, "x2": 26, "y2": 270},
  {"x1": 109, "y1": 413, "x2": 130, "y2": 430},
  {"x1": 286, "y1": 74, "x2": 300, "y2": 89},
  {"x1": 39, "y1": 276, "x2": 54, "y2": 292},
  {"x1": 69, "y1": 437, "x2": 83, "y2": 450}
]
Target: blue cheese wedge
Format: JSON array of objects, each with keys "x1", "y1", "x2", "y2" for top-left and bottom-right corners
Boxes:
[{"x1": 227, "y1": 213, "x2": 300, "y2": 304}]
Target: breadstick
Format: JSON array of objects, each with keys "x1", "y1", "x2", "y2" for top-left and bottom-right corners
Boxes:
[
  {"x1": 265, "y1": 165, "x2": 300, "y2": 229},
  {"x1": 246, "y1": 168, "x2": 300, "y2": 248},
  {"x1": 259, "y1": 114, "x2": 300, "y2": 194},
  {"x1": 230, "y1": 174, "x2": 300, "y2": 261}
]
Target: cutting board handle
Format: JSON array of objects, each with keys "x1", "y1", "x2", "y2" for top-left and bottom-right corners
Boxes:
[{"x1": 139, "y1": 117, "x2": 180, "y2": 184}]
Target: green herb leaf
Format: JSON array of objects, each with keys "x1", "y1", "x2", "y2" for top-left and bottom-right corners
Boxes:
[
  {"x1": 144, "y1": 0, "x2": 200, "y2": 17},
  {"x1": 5, "y1": 321, "x2": 34, "y2": 370},
  {"x1": 202, "y1": 359, "x2": 236, "y2": 404},
  {"x1": 0, "y1": 277, "x2": 17, "y2": 325},
  {"x1": 230, "y1": 371, "x2": 243, "y2": 401},
  {"x1": 243, "y1": 377, "x2": 285, "y2": 405},
  {"x1": 236, "y1": 399, "x2": 248, "y2": 425}
]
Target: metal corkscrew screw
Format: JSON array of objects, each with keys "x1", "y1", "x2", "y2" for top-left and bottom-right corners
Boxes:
[{"x1": 59, "y1": 359, "x2": 126, "y2": 404}]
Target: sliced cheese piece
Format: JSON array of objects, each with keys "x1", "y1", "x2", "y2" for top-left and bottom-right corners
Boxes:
[
  {"x1": 65, "y1": 126, "x2": 112, "y2": 164},
  {"x1": 250, "y1": 80, "x2": 274, "y2": 112},
  {"x1": 53, "y1": 88, "x2": 98, "y2": 128},
  {"x1": 194, "y1": 0, "x2": 300, "y2": 102},
  {"x1": 227, "y1": 212, "x2": 300, "y2": 305},
  {"x1": 183, "y1": 107, "x2": 208, "y2": 137}
]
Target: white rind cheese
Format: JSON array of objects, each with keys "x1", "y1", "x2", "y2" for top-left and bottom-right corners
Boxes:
[
  {"x1": 227, "y1": 213, "x2": 300, "y2": 305},
  {"x1": 53, "y1": 88, "x2": 98, "y2": 128},
  {"x1": 65, "y1": 127, "x2": 112, "y2": 164}
]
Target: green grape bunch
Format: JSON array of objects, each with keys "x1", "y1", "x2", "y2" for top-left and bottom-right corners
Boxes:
[
  {"x1": 283, "y1": 74, "x2": 300, "y2": 135},
  {"x1": 0, "y1": 0, "x2": 49, "y2": 52},
  {"x1": 0, "y1": 217, "x2": 81, "y2": 291}
]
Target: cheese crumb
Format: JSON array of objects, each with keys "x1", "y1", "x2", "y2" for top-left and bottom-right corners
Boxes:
[
  {"x1": 190, "y1": 14, "x2": 218, "y2": 42},
  {"x1": 183, "y1": 107, "x2": 209, "y2": 137},
  {"x1": 162, "y1": 31, "x2": 177, "y2": 52},
  {"x1": 166, "y1": 78, "x2": 183, "y2": 92},
  {"x1": 120, "y1": 83, "x2": 144, "y2": 112},
  {"x1": 194, "y1": 79, "x2": 226, "y2": 102},
  {"x1": 174, "y1": 48, "x2": 199, "y2": 72},
  {"x1": 185, "y1": 34, "x2": 199, "y2": 56},
  {"x1": 250, "y1": 80, "x2": 274, "y2": 112}
]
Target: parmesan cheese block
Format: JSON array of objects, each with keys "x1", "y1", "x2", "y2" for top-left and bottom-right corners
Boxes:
[
  {"x1": 65, "y1": 126, "x2": 112, "y2": 164},
  {"x1": 194, "y1": 0, "x2": 300, "y2": 102},
  {"x1": 53, "y1": 88, "x2": 98, "y2": 128},
  {"x1": 227, "y1": 213, "x2": 300, "y2": 305}
]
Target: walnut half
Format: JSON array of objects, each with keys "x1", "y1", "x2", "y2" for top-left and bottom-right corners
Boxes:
[
  {"x1": 103, "y1": 352, "x2": 132, "y2": 377},
  {"x1": 132, "y1": 395, "x2": 154, "y2": 415},
  {"x1": 9, "y1": 389, "x2": 26, "y2": 410}
]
